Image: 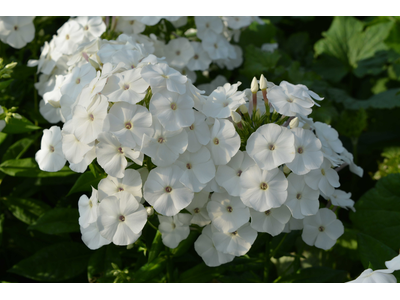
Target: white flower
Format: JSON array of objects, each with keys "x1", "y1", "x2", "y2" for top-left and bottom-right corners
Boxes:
[
  {"x1": 116, "y1": 17, "x2": 146, "y2": 34},
  {"x1": 215, "y1": 150, "x2": 255, "y2": 197},
  {"x1": 201, "y1": 32, "x2": 231, "y2": 60},
  {"x1": 39, "y1": 100, "x2": 62, "y2": 124},
  {"x1": 286, "y1": 127, "x2": 323, "y2": 175},
  {"x1": 98, "y1": 169, "x2": 142, "y2": 202},
  {"x1": 54, "y1": 20, "x2": 84, "y2": 55},
  {"x1": 150, "y1": 90, "x2": 194, "y2": 131},
  {"x1": 385, "y1": 253, "x2": 400, "y2": 271},
  {"x1": 61, "y1": 63, "x2": 96, "y2": 100},
  {"x1": 185, "y1": 110, "x2": 211, "y2": 153},
  {"x1": 240, "y1": 165, "x2": 288, "y2": 212},
  {"x1": 187, "y1": 41, "x2": 212, "y2": 71},
  {"x1": 102, "y1": 68, "x2": 149, "y2": 105},
  {"x1": 207, "y1": 192, "x2": 250, "y2": 232},
  {"x1": 80, "y1": 222, "x2": 111, "y2": 250},
  {"x1": 35, "y1": 126, "x2": 66, "y2": 172},
  {"x1": 96, "y1": 132, "x2": 141, "y2": 178},
  {"x1": 286, "y1": 173, "x2": 320, "y2": 219},
  {"x1": 195, "y1": 17, "x2": 223, "y2": 39},
  {"x1": 78, "y1": 187, "x2": 98, "y2": 228},
  {"x1": 175, "y1": 146, "x2": 216, "y2": 192},
  {"x1": 108, "y1": 102, "x2": 154, "y2": 149},
  {"x1": 158, "y1": 213, "x2": 192, "y2": 248},
  {"x1": 141, "y1": 118, "x2": 188, "y2": 167},
  {"x1": 347, "y1": 269, "x2": 396, "y2": 283},
  {"x1": 261, "y1": 43, "x2": 278, "y2": 53},
  {"x1": 194, "y1": 224, "x2": 235, "y2": 267},
  {"x1": 249, "y1": 205, "x2": 291, "y2": 236},
  {"x1": 208, "y1": 119, "x2": 240, "y2": 166},
  {"x1": 314, "y1": 121, "x2": 345, "y2": 155},
  {"x1": 339, "y1": 149, "x2": 363, "y2": 177},
  {"x1": 211, "y1": 223, "x2": 257, "y2": 256},
  {"x1": 247, "y1": 123, "x2": 295, "y2": 171},
  {"x1": 61, "y1": 120, "x2": 93, "y2": 164},
  {"x1": 322, "y1": 189, "x2": 355, "y2": 212},
  {"x1": 164, "y1": 38, "x2": 195, "y2": 69},
  {"x1": 222, "y1": 16, "x2": 252, "y2": 29},
  {"x1": 283, "y1": 216, "x2": 304, "y2": 233},
  {"x1": 185, "y1": 191, "x2": 211, "y2": 226},
  {"x1": 304, "y1": 158, "x2": 340, "y2": 197},
  {"x1": 75, "y1": 16, "x2": 106, "y2": 40},
  {"x1": 69, "y1": 145, "x2": 96, "y2": 173},
  {"x1": 97, "y1": 191, "x2": 147, "y2": 246},
  {"x1": 0, "y1": 17, "x2": 35, "y2": 49},
  {"x1": 141, "y1": 63, "x2": 187, "y2": 95},
  {"x1": 143, "y1": 166, "x2": 194, "y2": 216},
  {"x1": 302, "y1": 208, "x2": 344, "y2": 250}
]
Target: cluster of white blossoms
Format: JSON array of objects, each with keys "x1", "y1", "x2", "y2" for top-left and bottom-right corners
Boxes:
[{"x1": 32, "y1": 16, "x2": 364, "y2": 268}]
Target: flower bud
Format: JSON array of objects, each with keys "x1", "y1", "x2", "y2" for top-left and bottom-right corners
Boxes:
[
  {"x1": 5, "y1": 62, "x2": 17, "y2": 70},
  {"x1": 283, "y1": 165, "x2": 291, "y2": 175},
  {"x1": 260, "y1": 74, "x2": 268, "y2": 90},
  {"x1": 239, "y1": 104, "x2": 248, "y2": 114},
  {"x1": 289, "y1": 117, "x2": 299, "y2": 129},
  {"x1": 251, "y1": 77, "x2": 258, "y2": 94},
  {"x1": 146, "y1": 206, "x2": 154, "y2": 217},
  {"x1": 231, "y1": 110, "x2": 242, "y2": 123}
]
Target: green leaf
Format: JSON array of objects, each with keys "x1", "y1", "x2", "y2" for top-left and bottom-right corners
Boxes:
[
  {"x1": 239, "y1": 20, "x2": 276, "y2": 48},
  {"x1": 179, "y1": 262, "x2": 221, "y2": 283},
  {"x1": 88, "y1": 244, "x2": 121, "y2": 283},
  {"x1": 1, "y1": 197, "x2": 51, "y2": 225},
  {"x1": 0, "y1": 158, "x2": 75, "y2": 177},
  {"x1": 315, "y1": 17, "x2": 392, "y2": 70},
  {"x1": 353, "y1": 50, "x2": 389, "y2": 78},
  {"x1": 357, "y1": 232, "x2": 398, "y2": 270},
  {"x1": 278, "y1": 267, "x2": 347, "y2": 283},
  {"x1": 2, "y1": 134, "x2": 40, "y2": 162},
  {"x1": 2, "y1": 116, "x2": 41, "y2": 134},
  {"x1": 350, "y1": 173, "x2": 400, "y2": 250},
  {"x1": 385, "y1": 20, "x2": 400, "y2": 54},
  {"x1": 67, "y1": 171, "x2": 106, "y2": 196},
  {"x1": 28, "y1": 208, "x2": 79, "y2": 234},
  {"x1": 0, "y1": 132, "x2": 7, "y2": 145},
  {"x1": 373, "y1": 147, "x2": 400, "y2": 180},
  {"x1": 241, "y1": 45, "x2": 281, "y2": 78},
  {"x1": 130, "y1": 257, "x2": 167, "y2": 283},
  {"x1": 0, "y1": 79, "x2": 13, "y2": 90},
  {"x1": 147, "y1": 231, "x2": 163, "y2": 263},
  {"x1": 312, "y1": 54, "x2": 349, "y2": 82},
  {"x1": 171, "y1": 230, "x2": 198, "y2": 257},
  {"x1": 9, "y1": 242, "x2": 91, "y2": 282}
]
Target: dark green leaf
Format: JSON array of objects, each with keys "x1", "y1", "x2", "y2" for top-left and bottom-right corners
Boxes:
[
  {"x1": 239, "y1": 20, "x2": 276, "y2": 48},
  {"x1": 9, "y1": 242, "x2": 91, "y2": 282},
  {"x1": 67, "y1": 171, "x2": 106, "y2": 196},
  {"x1": 0, "y1": 158, "x2": 75, "y2": 177},
  {"x1": 312, "y1": 54, "x2": 349, "y2": 82},
  {"x1": 147, "y1": 231, "x2": 163, "y2": 263},
  {"x1": 2, "y1": 134, "x2": 40, "y2": 162},
  {"x1": 131, "y1": 257, "x2": 166, "y2": 283},
  {"x1": 28, "y1": 208, "x2": 79, "y2": 234},
  {"x1": 0, "y1": 132, "x2": 7, "y2": 145},
  {"x1": 88, "y1": 244, "x2": 121, "y2": 283},
  {"x1": 0, "y1": 79, "x2": 13, "y2": 90},
  {"x1": 1, "y1": 196, "x2": 51, "y2": 225},
  {"x1": 2, "y1": 116, "x2": 41, "y2": 134},
  {"x1": 171, "y1": 231, "x2": 198, "y2": 257},
  {"x1": 350, "y1": 173, "x2": 400, "y2": 250},
  {"x1": 353, "y1": 50, "x2": 389, "y2": 78},
  {"x1": 179, "y1": 262, "x2": 221, "y2": 283},
  {"x1": 278, "y1": 267, "x2": 347, "y2": 283},
  {"x1": 385, "y1": 20, "x2": 400, "y2": 54},
  {"x1": 241, "y1": 45, "x2": 281, "y2": 78},
  {"x1": 357, "y1": 232, "x2": 398, "y2": 270}
]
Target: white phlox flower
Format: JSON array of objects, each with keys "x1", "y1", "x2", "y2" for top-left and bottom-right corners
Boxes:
[
  {"x1": 249, "y1": 205, "x2": 291, "y2": 236},
  {"x1": 285, "y1": 127, "x2": 323, "y2": 175},
  {"x1": 111, "y1": 47, "x2": 145, "y2": 70},
  {"x1": 80, "y1": 221, "x2": 112, "y2": 250},
  {"x1": 294, "y1": 83, "x2": 324, "y2": 107},
  {"x1": 215, "y1": 150, "x2": 255, "y2": 197},
  {"x1": 96, "y1": 132, "x2": 141, "y2": 178},
  {"x1": 158, "y1": 213, "x2": 192, "y2": 248},
  {"x1": 195, "y1": 17, "x2": 223, "y2": 39},
  {"x1": 141, "y1": 118, "x2": 188, "y2": 167},
  {"x1": 35, "y1": 126, "x2": 67, "y2": 172},
  {"x1": 207, "y1": 192, "x2": 250, "y2": 233},
  {"x1": 43, "y1": 74, "x2": 65, "y2": 106},
  {"x1": 98, "y1": 169, "x2": 142, "y2": 202},
  {"x1": 76, "y1": 71, "x2": 107, "y2": 108},
  {"x1": 347, "y1": 269, "x2": 396, "y2": 283},
  {"x1": 108, "y1": 102, "x2": 154, "y2": 149},
  {"x1": 322, "y1": 189, "x2": 355, "y2": 212},
  {"x1": 75, "y1": 16, "x2": 106, "y2": 41},
  {"x1": 187, "y1": 41, "x2": 212, "y2": 71},
  {"x1": 102, "y1": 68, "x2": 149, "y2": 104},
  {"x1": 339, "y1": 149, "x2": 364, "y2": 177},
  {"x1": 78, "y1": 187, "x2": 99, "y2": 228},
  {"x1": 61, "y1": 63, "x2": 96, "y2": 101},
  {"x1": 302, "y1": 208, "x2": 344, "y2": 250},
  {"x1": 175, "y1": 146, "x2": 216, "y2": 192},
  {"x1": 116, "y1": 17, "x2": 146, "y2": 35},
  {"x1": 185, "y1": 110, "x2": 211, "y2": 153},
  {"x1": 54, "y1": 20, "x2": 85, "y2": 55},
  {"x1": 211, "y1": 222, "x2": 257, "y2": 256},
  {"x1": 143, "y1": 165, "x2": 194, "y2": 216},
  {"x1": 240, "y1": 164, "x2": 288, "y2": 212},
  {"x1": 201, "y1": 32, "x2": 233, "y2": 60},
  {"x1": 185, "y1": 79, "x2": 207, "y2": 111},
  {"x1": 141, "y1": 63, "x2": 187, "y2": 95},
  {"x1": 246, "y1": 123, "x2": 295, "y2": 171},
  {"x1": 194, "y1": 224, "x2": 235, "y2": 267},
  {"x1": 385, "y1": 253, "x2": 400, "y2": 271},
  {"x1": 69, "y1": 145, "x2": 96, "y2": 173},
  {"x1": 208, "y1": 118, "x2": 240, "y2": 166},
  {"x1": 150, "y1": 90, "x2": 194, "y2": 131},
  {"x1": 164, "y1": 38, "x2": 195, "y2": 70},
  {"x1": 314, "y1": 121, "x2": 345, "y2": 159},
  {"x1": 286, "y1": 173, "x2": 320, "y2": 219},
  {"x1": 61, "y1": 120, "x2": 93, "y2": 164},
  {"x1": 0, "y1": 17, "x2": 35, "y2": 49},
  {"x1": 97, "y1": 191, "x2": 147, "y2": 246},
  {"x1": 39, "y1": 99, "x2": 63, "y2": 124},
  {"x1": 34, "y1": 40, "x2": 62, "y2": 75},
  {"x1": 283, "y1": 216, "x2": 304, "y2": 233},
  {"x1": 185, "y1": 191, "x2": 211, "y2": 226},
  {"x1": 304, "y1": 158, "x2": 340, "y2": 197},
  {"x1": 222, "y1": 16, "x2": 252, "y2": 30},
  {"x1": 197, "y1": 75, "x2": 228, "y2": 96}
]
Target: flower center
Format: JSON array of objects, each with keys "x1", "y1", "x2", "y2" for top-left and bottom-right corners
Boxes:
[
  {"x1": 214, "y1": 43, "x2": 218, "y2": 49},
  {"x1": 65, "y1": 34, "x2": 70, "y2": 40},
  {"x1": 230, "y1": 231, "x2": 238, "y2": 236},
  {"x1": 236, "y1": 170, "x2": 242, "y2": 177},
  {"x1": 194, "y1": 208, "x2": 200, "y2": 214},
  {"x1": 123, "y1": 84, "x2": 130, "y2": 90},
  {"x1": 14, "y1": 25, "x2": 18, "y2": 31},
  {"x1": 213, "y1": 137, "x2": 220, "y2": 145},
  {"x1": 297, "y1": 147, "x2": 304, "y2": 154},
  {"x1": 321, "y1": 169, "x2": 326, "y2": 176},
  {"x1": 89, "y1": 200, "x2": 93, "y2": 208},
  {"x1": 171, "y1": 222, "x2": 176, "y2": 229},
  {"x1": 158, "y1": 137, "x2": 165, "y2": 144},
  {"x1": 49, "y1": 145, "x2": 55, "y2": 153},
  {"x1": 125, "y1": 122, "x2": 133, "y2": 130},
  {"x1": 318, "y1": 226, "x2": 325, "y2": 232},
  {"x1": 205, "y1": 23, "x2": 210, "y2": 28},
  {"x1": 84, "y1": 25, "x2": 89, "y2": 31},
  {"x1": 176, "y1": 50, "x2": 181, "y2": 56},
  {"x1": 189, "y1": 124, "x2": 195, "y2": 130},
  {"x1": 117, "y1": 147, "x2": 124, "y2": 154},
  {"x1": 165, "y1": 186, "x2": 172, "y2": 193},
  {"x1": 260, "y1": 182, "x2": 268, "y2": 190},
  {"x1": 264, "y1": 210, "x2": 271, "y2": 216},
  {"x1": 118, "y1": 187, "x2": 124, "y2": 192},
  {"x1": 287, "y1": 97, "x2": 294, "y2": 103},
  {"x1": 161, "y1": 74, "x2": 169, "y2": 79},
  {"x1": 226, "y1": 206, "x2": 233, "y2": 213},
  {"x1": 194, "y1": 54, "x2": 199, "y2": 60},
  {"x1": 170, "y1": 103, "x2": 177, "y2": 110},
  {"x1": 76, "y1": 78, "x2": 81, "y2": 84},
  {"x1": 296, "y1": 193, "x2": 302, "y2": 200},
  {"x1": 129, "y1": 20, "x2": 135, "y2": 25},
  {"x1": 268, "y1": 144, "x2": 275, "y2": 151},
  {"x1": 119, "y1": 215, "x2": 125, "y2": 222},
  {"x1": 222, "y1": 102, "x2": 229, "y2": 107},
  {"x1": 89, "y1": 113, "x2": 94, "y2": 121},
  {"x1": 186, "y1": 163, "x2": 192, "y2": 169}
]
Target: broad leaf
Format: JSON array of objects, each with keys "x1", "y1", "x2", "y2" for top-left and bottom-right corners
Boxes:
[
  {"x1": 239, "y1": 20, "x2": 276, "y2": 48},
  {"x1": 0, "y1": 158, "x2": 75, "y2": 177},
  {"x1": 2, "y1": 116, "x2": 41, "y2": 134},
  {"x1": 87, "y1": 244, "x2": 121, "y2": 283},
  {"x1": 28, "y1": 208, "x2": 79, "y2": 234},
  {"x1": 9, "y1": 242, "x2": 91, "y2": 282},
  {"x1": 67, "y1": 171, "x2": 106, "y2": 196},
  {"x1": 130, "y1": 257, "x2": 166, "y2": 283},
  {"x1": 171, "y1": 230, "x2": 198, "y2": 257},
  {"x1": 147, "y1": 231, "x2": 163, "y2": 263},
  {"x1": 2, "y1": 134, "x2": 40, "y2": 162},
  {"x1": 241, "y1": 45, "x2": 281, "y2": 78},
  {"x1": 1, "y1": 196, "x2": 51, "y2": 225},
  {"x1": 0, "y1": 79, "x2": 13, "y2": 90}
]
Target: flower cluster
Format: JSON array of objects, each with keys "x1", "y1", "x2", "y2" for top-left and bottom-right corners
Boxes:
[{"x1": 32, "y1": 16, "x2": 363, "y2": 268}]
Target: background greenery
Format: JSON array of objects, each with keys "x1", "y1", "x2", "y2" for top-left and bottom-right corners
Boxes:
[{"x1": 0, "y1": 16, "x2": 399, "y2": 283}]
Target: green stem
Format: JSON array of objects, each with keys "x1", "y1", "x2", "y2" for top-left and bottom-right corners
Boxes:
[
  {"x1": 147, "y1": 219, "x2": 158, "y2": 231},
  {"x1": 270, "y1": 233, "x2": 288, "y2": 259},
  {"x1": 166, "y1": 247, "x2": 173, "y2": 283}
]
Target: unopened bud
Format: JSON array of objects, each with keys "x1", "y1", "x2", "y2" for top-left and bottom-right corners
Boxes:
[
  {"x1": 260, "y1": 74, "x2": 268, "y2": 90},
  {"x1": 231, "y1": 110, "x2": 242, "y2": 123},
  {"x1": 289, "y1": 117, "x2": 299, "y2": 129},
  {"x1": 5, "y1": 62, "x2": 17, "y2": 69},
  {"x1": 251, "y1": 77, "x2": 258, "y2": 94},
  {"x1": 283, "y1": 165, "x2": 291, "y2": 175},
  {"x1": 239, "y1": 104, "x2": 248, "y2": 114},
  {"x1": 302, "y1": 123, "x2": 311, "y2": 130},
  {"x1": 88, "y1": 58, "x2": 101, "y2": 71},
  {"x1": 146, "y1": 206, "x2": 154, "y2": 217}
]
